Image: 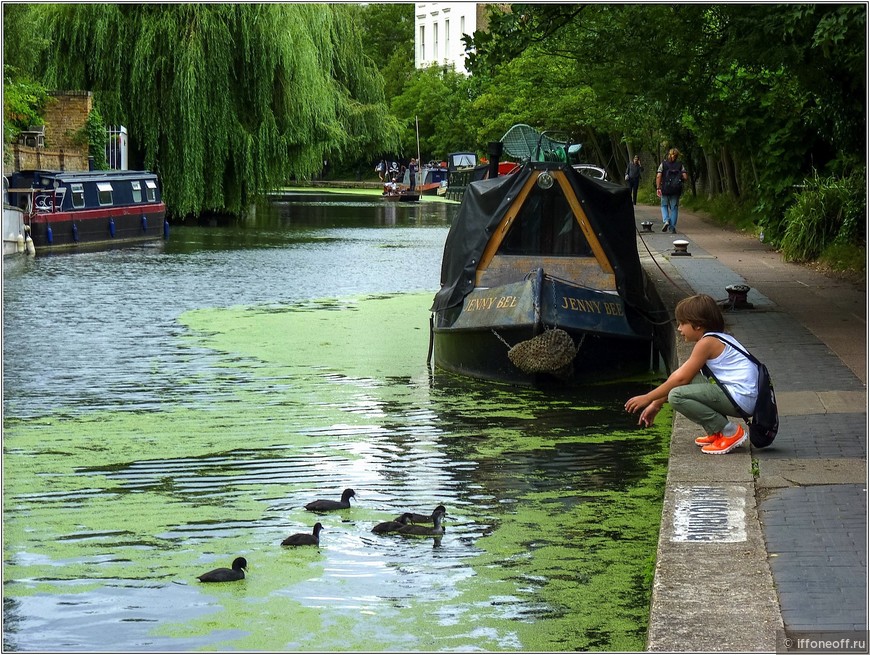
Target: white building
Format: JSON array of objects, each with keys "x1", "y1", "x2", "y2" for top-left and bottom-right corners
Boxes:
[{"x1": 414, "y1": 3, "x2": 487, "y2": 74}]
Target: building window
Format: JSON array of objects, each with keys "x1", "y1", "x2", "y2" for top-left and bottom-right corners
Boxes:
[
  {"x1": 433, "y1": 22, "x2": 439, "y2": 60},
  {"x1": 419, "y1": 25, "x2": 425, "y2": 61},
  {"x1": 461, "y1": 15, "x2": 465, "y2": 36},
  {"x1": 70, "y1": 183, "x2": 85, "y2": 209},
  {"x1": 97, "y1": 182, "x2": 113, "y2": 206},
  {"x1": 145, "y1": 180, "x2": 158, "y2": 202},
  {"x1": 131, "y1": 180, "x2": 142, "y2": 203},
  {"x1": 445, "y1": 19, "x2": 450, "y2": 59}
]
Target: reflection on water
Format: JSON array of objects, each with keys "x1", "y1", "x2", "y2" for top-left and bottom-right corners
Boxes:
[{"x1": 3, "y1": 194, "x2": 669, "y2": 651}]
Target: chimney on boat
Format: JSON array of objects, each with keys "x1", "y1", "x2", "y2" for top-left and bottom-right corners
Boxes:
[{"x1": 487, "y1": 141, "x2": 503, "y2": 179}]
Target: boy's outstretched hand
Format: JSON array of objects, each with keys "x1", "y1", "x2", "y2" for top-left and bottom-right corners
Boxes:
[{"x1": 625, "y1": 395, "x2": 663, "y2": 427}]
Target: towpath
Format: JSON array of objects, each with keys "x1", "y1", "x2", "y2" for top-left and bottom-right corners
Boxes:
[{"x1": 634, "y1": 205, "x2": 867, "y2": 651}]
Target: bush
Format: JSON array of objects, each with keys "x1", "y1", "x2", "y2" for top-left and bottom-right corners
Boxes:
[
  {"x1": 3, "y1": 78, "x2": 48, "y2": 143},
  {"x1": 780, "y1": 170, "x2": 866, "y2": 263}
]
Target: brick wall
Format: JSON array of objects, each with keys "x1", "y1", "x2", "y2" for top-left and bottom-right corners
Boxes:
[{"x1": 3, "y1": 90, "x2": 92, "y2": 175}]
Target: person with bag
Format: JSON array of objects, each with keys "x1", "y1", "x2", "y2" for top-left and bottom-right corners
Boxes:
[
  {"x1": 655, "y1": 148, "x2": 688, "y2": 233},
  {"x1": 624, "y1": 294, "x2": 758, "y2": 455},
  {"x1": 625, "y1": 155, "x2": 643, "y2": 205}
]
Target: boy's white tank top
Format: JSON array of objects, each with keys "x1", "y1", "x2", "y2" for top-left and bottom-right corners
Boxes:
[{"x1": 704, "y1": 331, "x2": 758, "y2": 414}]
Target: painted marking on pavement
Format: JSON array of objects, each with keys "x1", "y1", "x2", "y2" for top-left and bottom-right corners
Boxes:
[{"x1": 672, "y1": 485, "x2": 746, "y2": 543}]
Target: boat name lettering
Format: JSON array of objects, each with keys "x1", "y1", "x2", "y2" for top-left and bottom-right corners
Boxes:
[
  {"x1": 560, "y1": 297, "x2": 624, "y2": 316},
  {"x1": 465, "y1": 295, "x2": 519, "y2": 312}
]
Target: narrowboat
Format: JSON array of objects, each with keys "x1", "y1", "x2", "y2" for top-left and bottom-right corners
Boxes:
[
  {"x1": 6, "y1": 169, "x2": 167, "y2": 252},
  {"x1": 429, "y1": 133, "x2": 671, "y2": 385}
]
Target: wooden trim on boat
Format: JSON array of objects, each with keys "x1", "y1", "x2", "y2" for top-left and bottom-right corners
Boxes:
[
  {"x1": 475, "y1": 171, "x2": 538, "y2": 280},
  {"x1": 552, "y1": 169, "x2": 614, "y2": 275},
  {"x1": 475, "y1": 168, "x2": 614, "y2": 284}
]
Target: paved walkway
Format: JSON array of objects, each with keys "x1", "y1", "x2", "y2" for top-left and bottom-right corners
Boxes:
[{"x1": 635, "y1": 206, "x2": 867, "y2": 651}]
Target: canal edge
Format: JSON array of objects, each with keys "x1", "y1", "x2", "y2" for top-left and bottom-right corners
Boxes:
[{"x1": 640, "y1": 240, "x2": 785, "y2": 651}]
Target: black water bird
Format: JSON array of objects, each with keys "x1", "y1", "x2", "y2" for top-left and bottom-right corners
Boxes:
[
  {"x1": 397, "y1": 510, "x2": 446, "y2": 536},
  {"x1": 305, "y1": 488, "x2": 356, "y2": 511},
  {"x1": 282, "y1": 522, "x2": 324, "y2": 546},
  {"x1": 398, "y1": 504, "x2": 447, "y2": 524},
  {"x1": 197, "y1": 556, "x2": 247, "y2": 583},
  {"x1": 372, "y1": 513, "x2": 413, "y2": 534}
]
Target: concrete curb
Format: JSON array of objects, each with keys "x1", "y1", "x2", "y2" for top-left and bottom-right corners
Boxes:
[{"x1": 639, "y1": 226, "x2": 785, "y2": 651}]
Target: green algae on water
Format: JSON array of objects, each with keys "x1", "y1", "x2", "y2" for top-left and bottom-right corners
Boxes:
[{"x1": 4, "y1": 291, "x2": 671, "y2": 651}]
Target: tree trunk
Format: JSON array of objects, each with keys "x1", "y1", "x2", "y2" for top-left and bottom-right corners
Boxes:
[
  {"x1": 721, "y1": 146, "x2": 740, "y2": 197},
  {"x1": 704, "y1": 150, "x2": 721, "y2": 198}
]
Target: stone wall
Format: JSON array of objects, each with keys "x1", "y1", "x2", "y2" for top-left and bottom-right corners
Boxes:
[{"x1": 3, "y1": 90, "x2": 92, "y2": 175}]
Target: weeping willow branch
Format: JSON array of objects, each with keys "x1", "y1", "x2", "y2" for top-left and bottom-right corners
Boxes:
[{"x1": 35, "y1": 4, "x2": 400, "y2": 217}]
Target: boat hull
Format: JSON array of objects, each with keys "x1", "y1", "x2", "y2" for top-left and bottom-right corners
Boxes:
[
  {"x1": 433, "y1": 273, "x2": 658, "y2": 385},
  {"x1": 433, "y1": 326, "x2": 655, "y2": 385},
  {"x1": 3, "y1": 205, "x2": 27, "y2": 256},
  {"x1": 27, "y1": 204, "x2": 166, "y2": 250}
]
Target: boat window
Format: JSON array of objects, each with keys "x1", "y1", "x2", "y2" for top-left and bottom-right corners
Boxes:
[
  {"x1": 70, "y1": 183, "x2": 85, "y2": 208},
  {"x1": 131, "y1": 180, "x2": 142, "y2": 203},
  {"x1": 97, "y1": 182, "x2": 114, "y2": 206},
  {"x1": 497, "y1": 184, "x2": 593, "y2": 257},
  {"x1": 145, "y1": 180, "x2": 157, "y2": 202}
]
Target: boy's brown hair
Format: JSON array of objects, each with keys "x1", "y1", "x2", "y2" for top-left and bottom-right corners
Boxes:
[{"x1": 674, "y1": 294, "x2": 725, "y2": 332}]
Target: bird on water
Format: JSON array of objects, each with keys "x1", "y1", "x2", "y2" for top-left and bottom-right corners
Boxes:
[
  {"x1": 396, "y1": 504, "x2": 447, "y2": 524},
  {"x1": 305, "y1": 488, "x2": 356, "y2": 511},
  {"x1": 397, "y1": 509, "x2": 446, "y2": 536},
  {"x1": 282, "y1": 522, "x2": 324, "y2": 546},
  {"x1": 197, "y1": 557, "x2": 248, "y2": 583},
  {"x1": 372, "y1": 513, "x2": 413, "y2": 534}
]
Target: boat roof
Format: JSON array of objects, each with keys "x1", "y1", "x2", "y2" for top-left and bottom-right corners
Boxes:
[
  {"x1": 14, "y1": 169, "x2": 158, "y2": 183},
  {"x1": 430, "y1": 161, "x2": 664, "y2": 322}
]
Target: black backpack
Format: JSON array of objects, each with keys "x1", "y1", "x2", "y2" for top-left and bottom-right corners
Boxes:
[
  {"x1": 660, "y1": 161, "x2": 684, "y2": 196},
  {"x1": 702, "y1": 333, "x2": 779, "y2": 448}
]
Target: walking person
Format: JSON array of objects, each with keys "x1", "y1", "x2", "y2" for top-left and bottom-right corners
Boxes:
[
  {"x1": 625, "y1": 155, "x2": 643, "y2": 205},
  {"x1": 655, "y1": 148, "x2": 688, "y2": 233},
  {"x1": 624, "y1": 294, "x2": 757, "y2": 455}
]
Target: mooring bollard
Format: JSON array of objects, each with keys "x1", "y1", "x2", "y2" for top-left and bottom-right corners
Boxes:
[
  {"x1": 640, "y1": 221, "x2": 654, "y2": 232},
  {"x1": 671, "y1": 239, "x2": 691, "y2": 256},
  {"x1": 724, "y1": 284, "x2": 753, "y2": 309}
]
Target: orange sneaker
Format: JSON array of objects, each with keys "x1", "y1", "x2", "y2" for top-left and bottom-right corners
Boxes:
[
  {"x1": 701, "y1": 425, "x2": 746, "y2": 454},
  {"x1": 694, "y1": 433, "x2": 721, "y2": 446}
]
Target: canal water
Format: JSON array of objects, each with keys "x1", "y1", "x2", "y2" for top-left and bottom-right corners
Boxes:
[{"x1": 2, "y1": 193, "x2": 671, "y2": 651}]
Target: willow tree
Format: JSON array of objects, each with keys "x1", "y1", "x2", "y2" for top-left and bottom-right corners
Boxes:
[{"x1": 30, "y1": 4, "x2": 400, "y2": 217}]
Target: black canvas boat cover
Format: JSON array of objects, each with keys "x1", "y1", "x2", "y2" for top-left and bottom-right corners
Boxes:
[{"x1": 430, "y1": 162, "x2": 668, "y2": 330}]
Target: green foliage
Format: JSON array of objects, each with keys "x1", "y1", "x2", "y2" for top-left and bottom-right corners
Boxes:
[
  {"x1": 390, "y1": 66, "x2": 477, "y2": 160},
  {"x1": 3, "y1": 75, "x2": 48, "y2": 142},
  {"x1": 780, "y1": 169, "x2": 866, "y2": 262},
  {"x1": 680, "y1": 192, "x2": 758, "y2": 234},
  {"x1": 84, "y1": 107, "x2": 108, "y2": 170},
  {"x1": 357, "y1": 3, "x2": 415, "y2": 101},
  {"x1": 457, "y1": 4, "x2": 864, "y2": 273},
  {"x1": 819, "y1": 242, "x2": 866, "y2": 276},
  {"x1": 15, "y1": 4, "x2": 400, "y2": 217}
]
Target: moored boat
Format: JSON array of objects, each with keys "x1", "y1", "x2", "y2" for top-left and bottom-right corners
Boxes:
[
  {"x1": 6, "y1": 169, "x2": 167, "y2": 252},
  {"x1": 429, "y1": 129, "x2": 671, "y2": 385},
  {"x1": 3, "y1": 176, "x2": 32, "y2": 256}
]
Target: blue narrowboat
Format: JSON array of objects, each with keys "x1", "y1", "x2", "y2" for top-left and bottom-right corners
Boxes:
[{"x1": 6, "y1": 169, "x2": 167, "y2": 252}]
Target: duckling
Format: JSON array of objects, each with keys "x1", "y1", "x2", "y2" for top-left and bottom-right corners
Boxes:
[
  {"x1": 397, "y1": 510, "x2": 446, "y2": 537},
  {"x1": 372, "y1": 513, "x2": 413, "y2": 534},
  {"x1": 197, "y1": 556, "x2": 247, "y2": 583},
  {"x1": 281, "y1": 522, "x2": 324, "y2": 546},
  {"x1": 398, "y1": 504, "x2": 447, "y2": 524},
  {"x1": 305, "y1": 488, "x2": 356, "y2": 511}
]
